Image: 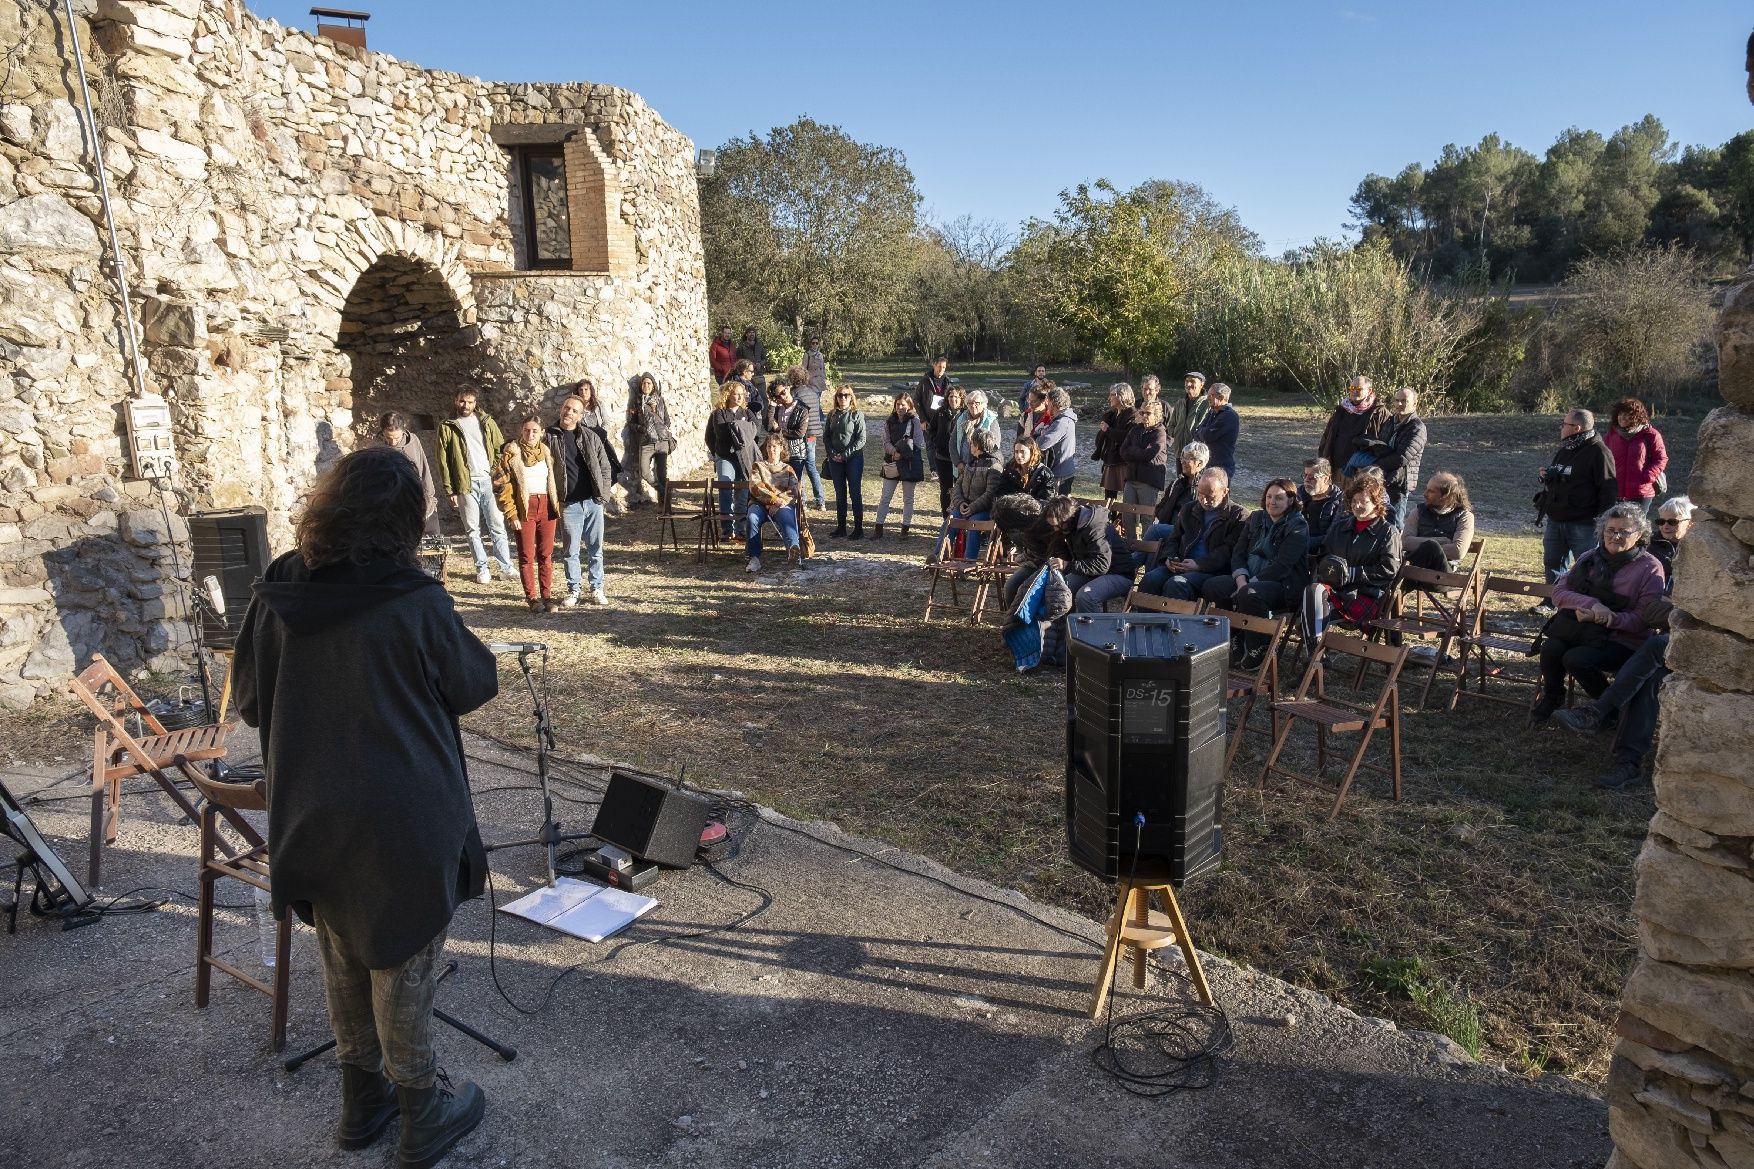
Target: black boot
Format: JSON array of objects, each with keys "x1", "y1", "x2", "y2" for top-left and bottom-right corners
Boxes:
[
  {"x1": 338, "y1": 1063, "x2": 399, "y2": 1150},
  {"x1": 396, "y1": 1073, "x2": 485, "y2": 1169},
  {"x1": 849, "y1": 521, "x2": 864, "y2": 541},
  {"x1": 831, "y1": 523, "x2": 847, "y2": 538}
]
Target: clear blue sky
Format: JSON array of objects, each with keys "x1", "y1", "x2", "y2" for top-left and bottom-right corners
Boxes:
[{"x1": 247, "y1": 1, "x2": 1752, "y2": 253}]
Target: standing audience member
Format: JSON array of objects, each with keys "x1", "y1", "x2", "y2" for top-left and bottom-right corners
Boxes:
[
  {"x1": 1142, "y1": 468, "x2": 1247, "y2": 600},
  {"x1": 731, "y1": 359, "x2": 767, "y2": 434},
  {"x1": 1552, "y1": 496, "x2": 1692, "y2": 788},
  {"x1": 571, "y1": 379, "x2": 623, "y2": 487},
  {"x1": 736, "y1": 326, "x2": 768, "y2": 395},
  {"x1": 1167, "y1": 372, "x2": 1209, "y2": 453},
  {"x1": 1298, "y1": 457, "x2": 1345, "y2": 553},
  {"x1": 437, "y1": 389, "x2": 514, "y2": 585},
  {"x1": 997, "y1": 437, "x2": 1057, "y2": 503},
  {"x1": 1313, "y1": 474, "x2": 1402, "y2": 626},
  {"x1": 624, "y1": 373, "x2": 674, "y2": 507},
  {"x1": 924, "y1": 382, "x2": 967, "y2": 517},
  {"x1": 1538, "y1": 407, "x2": 1619, "y2": 591},
  {"x1": 546, "y1": 395, "x2": 616, "y2": 607},
  {"x1": 1118, "y1": 399, "x2": 1170, "y2": 539},
  {"x1": 494, "y1": 413, "x2": 560, "y2": 613},
  {"x1": 786, "y1": 365, "x2": 827, "y2": 509},
  {"x1": 1146, "y1": 442, "x2": 1209, "y2": 543},
  {"x1": 1603, "y1": 397, "x2": 1669, "y2": 515},
  {"x1": 705, "y1": 381, "x2": 760, "y2": 540},
  {"x1": 765, "y1": 378, "x2": 809, "y2": 481},
  {"x1": 1402, "y1": 472, "x2": 1476, "y2": 572},
  {"x1": 804, "y1": 337, "x2": 828, "y2": 395},
  {"x1": 1094, "y1": 383, "x2": 1137, "y2": 503},
  {"x1": 1531, "y1": 503, "x2": 1665, "y2": 725},
  {"x1": 1017, "y1": 363, "x2": 1049, "y2": 415},
  {"x1": 1192, "y1": 382, "x2": 1239, "y2": 479},
  {"x1": 746, "y1": 434, "x2": 805, "y2": 572},
  {"x1": 376, "y1": 412, "x2": 437, "y2": 535},
  {"x1": 1034, "y1": 385, "x2": 1080, "y2": 495},
  {"x1": 1376, "y1": 387, "x2": 1427, "y2": 526},
  {"x1": 1203, "y1": 478, "x2": 1311, "y2": 667},
  {"x1": 1318, "y1": 375, "x2": 1391, "y2": 480},
  {"x1": 823, "y1": 385, "x2": 868, "y2": 540},
  {"x1": 231, "y1": 447, "x2": 496, "y2": 1168},
  {"x1": 874, "y1": 392, "x2": 926, "y2": 538},
  {"x1": 1137, "y1": 374, "x2": 1162, "y2": 409},
  {"x1": 710, "y1": 324, "x2": 737, "y2": 384}
]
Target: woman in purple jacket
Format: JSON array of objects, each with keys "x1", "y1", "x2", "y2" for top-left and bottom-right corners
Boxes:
[{"x1": 1532, "y1": 502, "x2": 1666, "y2": 725}]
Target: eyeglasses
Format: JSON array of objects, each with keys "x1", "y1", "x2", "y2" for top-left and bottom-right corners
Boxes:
[
  {"x1": 1656, "y1": 518, "x2": 1682, "y2": 527},
  {"x1": 1603, "y1": 528, "x2": 1640, "y2": 539}
]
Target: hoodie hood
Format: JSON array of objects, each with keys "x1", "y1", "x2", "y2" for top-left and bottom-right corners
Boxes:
[
  {"x1": 629, "y1": 372, "x2": 661, "y2": 397},
  {"x1": 253, "y1": 551, "x2": 440, "y2": 637}
]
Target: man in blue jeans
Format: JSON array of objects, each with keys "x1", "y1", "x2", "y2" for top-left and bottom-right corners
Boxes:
[
  {"x1": 436, "y1": 389, "x2": 515, "y2": 585},
  {"x1": 1537, "y1": 408, "x2": 1618, "y2": 596},
  {"x1": 1141, "y1": 468, "x2": 1247, "y2": 600},
  {"x1": 545, "y1": 394, "x2": 615, "y2": 606}
]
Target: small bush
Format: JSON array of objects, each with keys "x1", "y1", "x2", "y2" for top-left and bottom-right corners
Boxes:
[{"x1": 1542, "y1": 245, "x2": 1715, "y2": 405}]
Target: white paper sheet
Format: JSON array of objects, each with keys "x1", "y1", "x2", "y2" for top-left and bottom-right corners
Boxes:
[{"x1": 497, "y1": 876, "x2": 657, "y2": 942}]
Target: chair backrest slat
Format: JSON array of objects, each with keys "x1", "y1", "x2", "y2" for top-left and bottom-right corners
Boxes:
[
  {"x1": 1124, "y1": 590, "x2": 1202, "y2": 616},
  {"x1": 1321, "y1": 629, "x2": 1406, "y2": 666}
]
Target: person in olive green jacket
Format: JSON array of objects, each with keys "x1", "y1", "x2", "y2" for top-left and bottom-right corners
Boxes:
[{"x1": 435, "y1": 388, "x2": 514, "y2": 584}]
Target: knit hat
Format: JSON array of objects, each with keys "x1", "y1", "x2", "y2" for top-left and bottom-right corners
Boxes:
[{"x1": 1184, "y1": 372, "x2": 1206, "y2": 385}]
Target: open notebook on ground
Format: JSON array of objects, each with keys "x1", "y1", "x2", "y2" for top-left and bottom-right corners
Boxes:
[{"x1": 496, "y1": 877, "x2": 657, "y2": 942}]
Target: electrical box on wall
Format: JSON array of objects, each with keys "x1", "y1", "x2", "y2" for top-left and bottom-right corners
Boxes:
[{"x1": 125, "y1": 394, "x2": 177, "y2": 480}]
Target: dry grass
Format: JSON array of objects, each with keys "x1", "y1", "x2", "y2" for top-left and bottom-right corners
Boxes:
[{"x1": 4, "y1": 362, "x2": 1700, "y2": 1083}]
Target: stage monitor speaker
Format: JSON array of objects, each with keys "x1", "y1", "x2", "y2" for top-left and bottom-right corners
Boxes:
[
  {"x1": 188, "y1": 508, "x2": 271, "y2": 650},
  {"x1": 590, "y1": 771, "x2": 712, "y2": 869},
  {"x1": 1064, "y1": 611, "x2": 1230, "y2": 887}
]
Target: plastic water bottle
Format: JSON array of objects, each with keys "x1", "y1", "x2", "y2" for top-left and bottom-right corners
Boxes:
[{"x1": 253, "y1": 884, "x2": 277, "y2": 968}]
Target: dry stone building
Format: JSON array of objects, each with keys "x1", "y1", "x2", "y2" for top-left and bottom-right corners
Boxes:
[{"x1": 0, "y1": 0, "x2": 711, "y2": 707}]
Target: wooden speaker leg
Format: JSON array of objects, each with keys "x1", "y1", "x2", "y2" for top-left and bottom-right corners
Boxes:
[
  {"x1": 1157, "y1": 883, "x2": 1215, "y2": 1008},
  {"x1": 1088, "y1": 881, "x2": 1132, "y2": 1019}
]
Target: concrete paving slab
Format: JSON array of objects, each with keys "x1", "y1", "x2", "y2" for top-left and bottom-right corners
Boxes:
[{"x1": 0, "y1": 733, "x2": 1609, "y2": 1168}]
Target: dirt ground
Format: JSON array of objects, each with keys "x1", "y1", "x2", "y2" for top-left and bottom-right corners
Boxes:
[{"x1": 3, "y1": 363, "x2": 1706, "y2": 1085}]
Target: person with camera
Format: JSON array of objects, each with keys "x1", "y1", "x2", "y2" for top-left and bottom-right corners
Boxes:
[
  {"x1": 546, "y1": 394, "x2": 616, "y2": 607},
  {"x1": 1312, "y1": 473, "x2": 1403, "y2": 627},
  {"x1": 746, "y1": 432, "x2": 806, "y2": 572},
  {"x1": 232, "y1": 446, "x2": 496, "y2": 1168},
  {"x1": 1140, "y1": 467, "x2": 1247, "y2": 601},
  {"x1": 1537, "y1": 408, "x2": 1618, "y2": 592},
  {"x1": 1531, "y1": 502, "x2": 1665, "y2": 727}
]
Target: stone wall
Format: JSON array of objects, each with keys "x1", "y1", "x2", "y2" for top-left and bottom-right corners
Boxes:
[
  {"x1": 0, "y1": 0, "x2": 709, "y2": 707},
  {"x1": 1605, "y1": 284, "x2": 1754, "y2": 1167}
]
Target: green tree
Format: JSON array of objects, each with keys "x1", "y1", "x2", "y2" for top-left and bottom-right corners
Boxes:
[
  {"x1": 1012, "y1": 179, "x2": 1258, "y2": 376},
  {"x1": 1582, "y1": 115, "x2": 1675, "y2": 254},
  {"x1": 699, "y1": 117, "x2": 921, "y2": 355}
]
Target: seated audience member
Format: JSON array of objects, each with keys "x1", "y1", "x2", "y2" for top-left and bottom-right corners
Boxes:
[
  {"x1": 1074, "y1": 522, "x2": 1150, "y2": 613},
  {"x1": 1298, "y1": 457, "x2": 1345, "y2": 553},
  {"x1": 1203, "y1": 478, "x2": 1310, "y2": 665},
  {"x1": 1118, "y1": 399, "x2": 1170, "y2": 539},
  {"x1": 1141, "y1": 468, "x2": 1247, "y2": 600},
  {"x1": 943, "y1": 430, "x2": 1003, "y2": 563},
  {"x1": 1145, "y1": 441, "x2": 1209, "y2": 544},
  {"x1": 1094, "y1": 383, "x2": 1137, "y2": 504},
  {"x1": 997, "y1": 437, "x2": 1057, "y2": 503},
  {"x1": 1402, "y1": 471, "x2": 1476, "y2": 572},
  {"x1": 1551, "y1": 495, "x2": 1692, "y2": 787},
  {"x1": 746, "y1": 434, "x2": 805, "y2": 572},
  {"x1": 1003, "y1": 494, "x2": 1113, "y2": 608},
  {"x1": 1191, "y1": 382, "x2": 1239, "y2": 479},
  {"x1": 493, "y1": 413, "x2": 560, "y2": 613},
  {"x1": 1531, "y1": 502, "x2": 1665, "y2": 726},
  {"x1": 1312, "y1": 473, "x2": 1402, "y2": 627}
]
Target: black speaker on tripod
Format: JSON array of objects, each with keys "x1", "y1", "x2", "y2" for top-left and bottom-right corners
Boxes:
[
  {"x1": 1065, "y1": 611, "x2": 1230, "y2": 886},
  {"x1": 188, "y1": 507, "x2": 270, "y2": 649}
]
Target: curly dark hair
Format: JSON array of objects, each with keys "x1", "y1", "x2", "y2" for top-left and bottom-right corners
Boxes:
[
  {"x1": 1610, "y1": 396, "x2": 1650, "y2": 428},
  {"x1": 1342, "y1": 472, "x2": 1388, "y2": 516},
  {"x1": 296, "y1": 447, "x2": 424, "y2": 570},
  {"x1": 1262, "y1": 477, "x2": 1302, "y2": 512}
]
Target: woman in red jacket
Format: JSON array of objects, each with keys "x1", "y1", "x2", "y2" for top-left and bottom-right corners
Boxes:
[{"x1": 1603, "y1": 397, "x2": 1668, "y2": 516}]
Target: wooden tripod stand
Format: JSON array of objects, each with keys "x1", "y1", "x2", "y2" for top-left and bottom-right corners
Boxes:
[{"x1": 1089, "y1": 878, "x2": 1215, "y2": 1019}]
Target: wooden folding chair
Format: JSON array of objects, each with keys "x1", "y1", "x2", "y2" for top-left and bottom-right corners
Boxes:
[
  {"x1": 186, "y1": 768, "x2": 290, "y2": 1051},
  {"x1": 1203, "y1": 607, "x2": 1290, "y2": 772},
  {"x1": 1123, "y1": 589, "x2": 1203, "y2": 617},
  {"x1": 1260, "y1": 631, "x2": 1408, "y2": 819},
  {"x1": 1112, "y1": 501, "x2": 1157, "y2": 537},
  {"x1": 1357, "y1": 565, "x2": 1476, "y2": 708},
  {"x1": 1449, "y1": 576, "x2": 1555, "y2": 713},
  {"x1": 68, "y1": 654, "x2": 249, "y2": 888},
  {"x1": 923, "y1": 518, "x2": 1001, "y2": 624},
  {"x1": 657, "y1": 478, "x2": 713, "y2": 558}
]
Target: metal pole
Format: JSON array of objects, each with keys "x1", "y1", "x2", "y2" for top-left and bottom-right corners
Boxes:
[{"x1": 57, "y1": 0, "x2": 150, "y2": 401}]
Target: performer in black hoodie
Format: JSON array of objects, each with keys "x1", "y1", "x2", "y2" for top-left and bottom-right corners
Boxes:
[{"x1": 232, "y1": 447, "x2": 496, "y2": 1168}]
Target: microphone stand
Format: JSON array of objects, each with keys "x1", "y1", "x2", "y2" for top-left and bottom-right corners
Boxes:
[{"x1": 484, "y1": 647, "x2": 594, "y2": 886}]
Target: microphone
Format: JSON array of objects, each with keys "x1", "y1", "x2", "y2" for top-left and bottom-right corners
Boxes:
[
  {"x1": 487, "y1": 642, "x2": 549, "y2": 654},
  {"x1": 202, "y1": 574, "x2": 227, "y2": 623}
]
